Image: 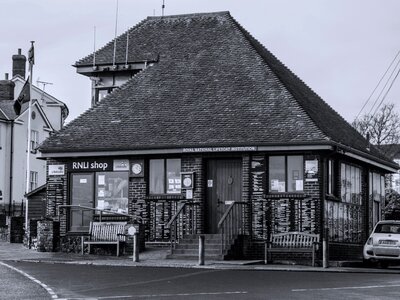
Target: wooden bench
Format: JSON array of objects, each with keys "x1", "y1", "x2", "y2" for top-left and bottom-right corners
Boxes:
[
  {"x1": 265, "y1": 232, "x2": 320, "y2": 267},
  {"x1": 82, "y1": 222, "x2": 127, "y2": 256}
]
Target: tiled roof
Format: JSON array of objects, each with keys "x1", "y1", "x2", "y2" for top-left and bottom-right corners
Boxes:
[
  {"x1": 0, "y1": 100, "x2": 17, "y2": 120},
  {"x1": 41, "y1": 11, "x2": 393, "y2": 165}
]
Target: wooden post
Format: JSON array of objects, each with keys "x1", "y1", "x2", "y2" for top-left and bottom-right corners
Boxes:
[
  {"x1": 133, "y1": 233, "x2": 139, "y2": 262},
  {"x1": 198, "y1": 235, "x2": 205, "y2": 265}
]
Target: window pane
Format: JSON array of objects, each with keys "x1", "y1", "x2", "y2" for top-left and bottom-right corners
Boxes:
[
  {"x1": 287, "y1": 156, "x2": 303, "y2": 192},
  {"x1": 269, "y1": 156, "x2": 286, "y2": 192},
  {"x1": 166, "y1": 159, "x2": 181, "y2": 194},
  {"x1": 150, "y1": 159, "x2": 165, "y2": 194},
  {"x1": 95, "y1": 172, "x2": 129, "y2": 214}
]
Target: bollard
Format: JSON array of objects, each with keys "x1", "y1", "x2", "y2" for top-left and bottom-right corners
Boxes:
[
  {"x1": 264, "y1": 241, "x2": 268, "y2": 265},
  {"x1": 133, "y1": 233, "x2": 139, "y2": 262},
  {"x1": 323, "y1": 228, "x2": 329, "y2": 268},
  {"x1": 198, "y1": 235, "x2": 205, "y2": 266}
]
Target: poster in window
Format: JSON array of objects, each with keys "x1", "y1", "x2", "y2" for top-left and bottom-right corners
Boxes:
[
  {"x1": 278, "y1": 181, "x2": 286, "y2": 192},
  {"x1": 271, "y1": 179, "x2": 279, "y2": 191},
  {"x1": 295, "y1": 180, "x2": 303, "y2": 191},
  {"x1": 305, "y1": 159, "x2": 318, "y2": 182}
]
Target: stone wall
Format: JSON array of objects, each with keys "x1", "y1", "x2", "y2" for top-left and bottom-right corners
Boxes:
[{"x1": 36, "y1": 220, "x2": 60, "y2": 252}]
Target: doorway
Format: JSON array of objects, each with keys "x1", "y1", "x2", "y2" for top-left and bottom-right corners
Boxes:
[
  {"x1": 206, "y1": 159, "x2": 242, "y2": 233},
  {"x1": 70, "y1": 173, "x2": 94, "y2": 232}
]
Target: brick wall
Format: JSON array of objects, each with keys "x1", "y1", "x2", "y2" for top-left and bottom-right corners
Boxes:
[{"x1": 46, "y1": 159, "x2": 68, "y2": 235}]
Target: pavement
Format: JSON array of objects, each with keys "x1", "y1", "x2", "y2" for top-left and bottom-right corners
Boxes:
[{"x1": 1, "y1": 241, "x2": 400, "y2": 274}]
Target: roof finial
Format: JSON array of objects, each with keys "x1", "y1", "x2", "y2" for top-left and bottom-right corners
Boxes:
[{"x1": 162, "y1": 0, "x2": 165, "y2": 17}]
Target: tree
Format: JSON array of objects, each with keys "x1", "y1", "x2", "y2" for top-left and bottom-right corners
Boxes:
[
  {"x1": 352, "y1": 103, "x2": 400, "y2": 146},
  {"x1": 384, "y1": 189, "x2": 400, "y2": 220}
]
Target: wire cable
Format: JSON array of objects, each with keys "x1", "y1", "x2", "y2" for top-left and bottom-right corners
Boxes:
[{"x1": 355, "y1": 50, "x2": 400, "y2": 120}]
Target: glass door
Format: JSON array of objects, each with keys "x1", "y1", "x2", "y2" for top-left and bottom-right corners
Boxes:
[{"x1": 70, "y1": 173, "x2": 94, "y2": 232}]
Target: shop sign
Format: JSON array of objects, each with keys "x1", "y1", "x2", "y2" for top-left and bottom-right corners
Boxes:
[
  {"x1": 182, "y1": 146, "x2": 257, "y2": 153},
  {"x1": 48, "y1": 165, "x2": 65, "y2": 176},
  {"x1": 113, "y1": 159, "x2": 129, "y2": 171},
  {"x1": 68, "y1": 159, "x2": 113, "y2": 172}
]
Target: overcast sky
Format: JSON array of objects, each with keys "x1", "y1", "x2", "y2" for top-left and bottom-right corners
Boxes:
[{"x1": 1, "y1": 0, "x2": 399, "y2": 123}]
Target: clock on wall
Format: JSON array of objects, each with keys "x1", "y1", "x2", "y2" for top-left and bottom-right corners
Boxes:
[
  {"x1": 181, "y1": 172, "x2": 194, "y2": 189},
  {"x1": 130, "y1": 160, "x2": 144, "y2": 177}
]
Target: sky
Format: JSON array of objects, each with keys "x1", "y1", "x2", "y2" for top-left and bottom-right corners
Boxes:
[{"x1": 1, "y1": 0, "x2": 399, "y2": 123}]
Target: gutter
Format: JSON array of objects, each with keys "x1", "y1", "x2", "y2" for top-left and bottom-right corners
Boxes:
[{"x1": 344, "y1": 151, "x2": 398, "y2": 173}]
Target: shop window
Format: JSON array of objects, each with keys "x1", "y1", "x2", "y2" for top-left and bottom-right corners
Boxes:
[
  {"x1": 29, "y1": 171, "x2": 38, "y2": 191},
  {"x1": 95, "y1": 172, "x2": 129, "y2": 214},
  {"x1": 340, "y1": 163, "x2": 362, "y2": 204},
  {"x1": 30, "y1": 130, "x2": 39, "y2": 153},
  {"x1": 149, "y1": 158, "x2": 181, "y2": 195},
  {"x1": 370, "y1": 172, "x2": 385, "y2": 226},
  {"x1": 269, "y1": 156, "x2": 303, "y2": 192},
  {"x1": 326, "y1": 163, "x2": 363, "y2": 243}
]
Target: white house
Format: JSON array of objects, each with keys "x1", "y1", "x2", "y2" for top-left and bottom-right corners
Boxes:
[{"x1": 0, "y1": 49, "x2": 68, "y2": 215}]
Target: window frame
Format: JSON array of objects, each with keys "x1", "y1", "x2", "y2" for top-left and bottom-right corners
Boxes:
[
  {"x1": 29, "y1": 170, "x2": 38, "y2": 191},
  {"x1": 30, "y1": 129, "x2": 39, "y2": 153},
  {"x1": 149, "y1": 158, "x2": 181, "y2": 195},
  {"x1": 268, "y1": 155, "x2": 304, "y2": 193}
]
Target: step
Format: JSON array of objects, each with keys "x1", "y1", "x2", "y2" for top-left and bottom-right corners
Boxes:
[
  {"x1": 184, "y1": 234, "x2": 222, "y2": 240},
  {"x1": 166, "y1": 254, "x2": 224, "y2": 260},
  {"x1": 171, "y1": 248, "x2": 222, "y2": 255},
  {"x1": 174, "y1": 243, "x2": 222, "y2": 250}
]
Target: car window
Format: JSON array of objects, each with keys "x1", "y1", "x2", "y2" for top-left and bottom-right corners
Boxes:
[{"x1": 374, "y1": 224, "x2": 400, "y2": 234}]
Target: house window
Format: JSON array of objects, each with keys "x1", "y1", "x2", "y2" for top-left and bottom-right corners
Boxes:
[
  {"x1": 30, "y1": 130, "x2": 39, "y2": 153},
  {"x1": 96, "y1": 87, "x2": 114, "y2": 103},
  {"x1": 95, "y1": 172, "x2": 129, "y2": 214},
  {"x1": 29, "y1": 171, "x2": 38, "y2": 191},
  {"x1": 269, "y1": 155, "x2": 303, "y2": 192},
  {"x1": 370, "y1": 172, "x2": 385, "y2": 226},
  {"x1": 149, "y1": 158, "x2": 181, "y2": 195}
]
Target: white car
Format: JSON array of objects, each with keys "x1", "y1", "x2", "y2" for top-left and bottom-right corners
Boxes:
[{"x1": 363, "y1": 220, "x2": 400, "y2": 267}]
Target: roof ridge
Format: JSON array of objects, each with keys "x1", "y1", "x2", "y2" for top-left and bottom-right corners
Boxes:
[
  {"x1": 147, "y1": 11, "x2": 230, "y2": 20},
  {"x1": 227, "y1": 14, "x2": 328, "y2": 140},
  {"x1": 229, "y1": 16, "x2": 373, "y2": 147}
]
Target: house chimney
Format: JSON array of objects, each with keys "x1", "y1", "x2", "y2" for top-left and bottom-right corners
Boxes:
[
  {"x1": 0, "y1": 73, "x2": 15, "y2": 100},
  {"x1": 12, "y1": 48, "x2": 26, "y2": 79}
]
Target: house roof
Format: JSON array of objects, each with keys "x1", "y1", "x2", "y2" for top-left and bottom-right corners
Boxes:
[
  {"x1": 41, "y1": 11, "x2": 394, "y2": 167},
  {"x1": 0, "y1": 100, "x2": 18, "y2": 120}
]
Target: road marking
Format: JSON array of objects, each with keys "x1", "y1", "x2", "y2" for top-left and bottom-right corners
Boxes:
[
  {"x1": 94, "y1": 291, "x2": 248, "y2": 299},
  {"x1": 293, "y1": 284, "x2": 400, "y2": 292},
  {"x1": 0, "y1": 261, "x2": 59, "y2": 299}
]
